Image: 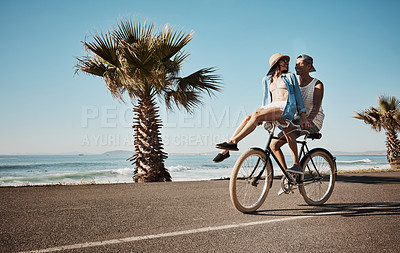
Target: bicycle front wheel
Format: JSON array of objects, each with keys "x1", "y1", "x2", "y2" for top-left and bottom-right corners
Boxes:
[
  {"x1": 299, "y1": 148, "x2": 336, "y2": 205},
  {"x1": 230, "y1": 149, "x2": 273, "y2": 213}
]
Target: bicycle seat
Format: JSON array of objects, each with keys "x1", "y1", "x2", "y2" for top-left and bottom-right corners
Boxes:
[{"x1": 307, "y1": 133, "x2": 322, "y2": 140}]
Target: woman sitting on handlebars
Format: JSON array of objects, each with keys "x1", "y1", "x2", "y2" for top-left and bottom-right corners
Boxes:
[{"x1": 213, "y1": 53, "x2": 309, "y2": 174}]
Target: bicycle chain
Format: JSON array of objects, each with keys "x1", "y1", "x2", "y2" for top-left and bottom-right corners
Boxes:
[{"x1": 280, "y1": 174, "x2": 298, "y2": 194}]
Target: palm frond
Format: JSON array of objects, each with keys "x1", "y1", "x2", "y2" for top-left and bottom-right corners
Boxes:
[
  {"x1": 378, "y1": 95, "x2": 400, "y2": 131},
  {"x1": 114, "y1": 19, "x2": 156, "y2": 75},
  {"x1": 173, "y1": 67, "x2": 222, "y2": 96},
  {"x1": 116, "y1": 32, "x2": 158, "y2": 80},
  {"x1": 103, "y1": 69, "x2": 127, "y2": 102},
  {"x1": 116, "y1": 40, "x2": 142, "y2": 71},
  {"x1": 378, "y1": 95, "x2": 400, "y2": 113},
  {"x1": 156, "y1": 25, "x2": 193, "y2": 62},
  {"x1": 353, "y1": 107, "x2": 382, "y2": 132},
  {"x1": 173, "y1": 51, "x2": 190, "y2": 66},
  {"x1": 165, "y1": 51, "x2": 189, "y2": 77},
  {"x1": 113, "y1": 19, "x2": 154, "y2": 45},
  {"x1": 84, "y1": 33, "x2": 120, "y2": 67},
  {"x1": 162, "y1": 67, "x2": 221, "y2": 112},
  {"x1": 164, "y1": 89, "x2": 202, "y2": 113},
  {"x1": 74, "y1": 56, "x2": 106, "y2": 77}
]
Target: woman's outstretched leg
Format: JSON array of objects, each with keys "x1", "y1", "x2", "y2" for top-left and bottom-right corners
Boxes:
[
  {"x1": 219, "y1": 115, "x2": 251, "y2": 155},
  {"x1": 231, "y1": 107, "x2": 282, "y2": 144},
  {"x1": 230, "y1": 115, "x2": 252, "y2": 141},
  {"x1": 213, "y1": 115, "x2": 252, "y2": 162},
  {"x1": 230, "y1": 107, "x2": 282, "y2": 144},
  {"x1": 215, "y1": 106, "x2": 281, "y2": 161}
]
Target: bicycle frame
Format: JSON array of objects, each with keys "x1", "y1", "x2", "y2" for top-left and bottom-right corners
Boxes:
[
  {"x1": 230, "y1": 124, "x2": 337, "y2": 212},
  {"x1": 250, "y1": 125, "x2": 321, "y2": 186}
]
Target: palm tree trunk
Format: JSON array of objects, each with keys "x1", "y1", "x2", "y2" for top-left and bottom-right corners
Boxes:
[
  {"x1": 129, "y1": 96, "x2": 171, "y2": 182},
  {"x1": 385, "y1": 129, "x2": 400, "y2": 169}
]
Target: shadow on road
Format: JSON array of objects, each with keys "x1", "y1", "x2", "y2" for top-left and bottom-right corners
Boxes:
[
  {"x1": 252, "y1": 202, "x2": 400, "y2": 217},
  {"x1": 336, "y1": 174, "x2": 400, "y2": 184}
]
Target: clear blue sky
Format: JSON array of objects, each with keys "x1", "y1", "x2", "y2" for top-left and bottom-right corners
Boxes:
[{"x1": 0, "y1": 0, "x2": 399, "y2": 155}]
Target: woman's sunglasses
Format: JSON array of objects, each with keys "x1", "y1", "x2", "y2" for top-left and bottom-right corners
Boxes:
[{"x1": 281, "y1": 58, "x2": 289, "y2": 64}]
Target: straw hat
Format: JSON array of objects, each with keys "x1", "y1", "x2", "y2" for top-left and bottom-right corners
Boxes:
[{"x1": 267, "y1": 53, "x2": 290, "y2": 76}]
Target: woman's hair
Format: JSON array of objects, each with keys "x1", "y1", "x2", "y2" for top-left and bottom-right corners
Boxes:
[
  {"x1": 269, "y1": 60, "x2": 289, "y2": 81},
  {"x1": 269, "y1": 64, "x2": 280, "y2": 78}
]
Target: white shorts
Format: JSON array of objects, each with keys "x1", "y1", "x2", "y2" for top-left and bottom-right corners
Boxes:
[
  {"x1": 261, "y1": 101, "x2": 287, "y2": 111},
  {"x1": 260, "y1": 101, "x2": 289, "y2": 127}
]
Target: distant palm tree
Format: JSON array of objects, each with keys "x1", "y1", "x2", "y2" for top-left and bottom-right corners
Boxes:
[
  {"x1": 354, "y1": 95, "x2": 400, "y2": 169},
  {"x1": 75, "y1": 19, "x2": 221, "y2": 182}
]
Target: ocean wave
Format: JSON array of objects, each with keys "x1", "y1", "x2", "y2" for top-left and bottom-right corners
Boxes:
[
  {"x1": 336, "y1": 159, "x2": 376, "y2": 164},
  {"x1": 111, "y1": 168, "x2": 133, "y2": 175},
  {"x1": 337, "y1": 164, "x2": 390, "y2": 171},
  {"x1": 0, "y1": 162, "x2": 110, "y2": 170},
  {"x1": 0, "y1": 167, "x2": 133, "y2": 185},
  {"x1": 167, "y1": 165, "x2": 191, "y2": 172},
  {"x1": 202, "y1": 163, "x2": 231, "y2": 169},
  {"x1": 1, "y1": 170, "x2": 108, "y2": 183}
]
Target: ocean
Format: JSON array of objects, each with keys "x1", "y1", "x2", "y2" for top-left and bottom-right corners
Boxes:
[{"x1": 0, "y1": 153, "x2": 390, "y2": 187}]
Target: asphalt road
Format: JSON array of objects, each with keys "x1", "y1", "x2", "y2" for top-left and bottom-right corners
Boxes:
[{"x1": 1, "y1": 171, "x2": 399, "y2": 252}]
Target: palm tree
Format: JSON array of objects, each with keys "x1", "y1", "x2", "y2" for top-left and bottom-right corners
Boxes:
[
  {"x1": 354, "y1": 95, "x2": 400, "y2": 169},
  {"x1": 75, "y1": 19, "x2": 221, "y2": 182}
]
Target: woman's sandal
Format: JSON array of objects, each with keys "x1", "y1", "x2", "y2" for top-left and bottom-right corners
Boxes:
[
  {"x1": 215, "y1": 142, "x2": 239, "y2": 151},
  {"x1": 212, "y1": 152, "x2": 230, "y2": 163}
]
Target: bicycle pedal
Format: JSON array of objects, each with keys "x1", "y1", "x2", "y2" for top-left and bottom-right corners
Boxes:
[{"x1": 277, "y1": 188, "x2": 287, "y2": 196}]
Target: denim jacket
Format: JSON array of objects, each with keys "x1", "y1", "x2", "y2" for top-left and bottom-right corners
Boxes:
[{"x1": 262, "y1": 72, "x2": 306, "y2": 121}]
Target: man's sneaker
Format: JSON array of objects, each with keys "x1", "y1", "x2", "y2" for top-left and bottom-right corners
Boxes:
[{"x1": 287, "y1": 165, "x2": 303, "y2": 175}]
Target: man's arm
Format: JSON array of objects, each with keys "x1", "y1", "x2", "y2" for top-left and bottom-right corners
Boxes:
[
  {"x1": 290, "y1": 73, "x2": 309, "y2": 129},
  {"x1": 308, "y1": 81, "x2": 324, "y2": 122}
]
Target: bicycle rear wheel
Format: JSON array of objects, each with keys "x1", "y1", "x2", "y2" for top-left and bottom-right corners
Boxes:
[
  {"x1": 299, "y1": 148, "x2": 336, "y2": 205},
  {"x1": 230, "y1": 149, "x2": 273, "y2": 213}
]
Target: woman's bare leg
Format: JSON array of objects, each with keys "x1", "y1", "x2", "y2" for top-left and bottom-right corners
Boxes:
[
  {"x1": 230, "y1": 107, "x2": 282, "y2": 144},
  {"x1": 230, "y1": 115, "x2": 251, "y2": 140},
  {"x1": 219, "y1": 115, "x2": 251, "y2": 155}
]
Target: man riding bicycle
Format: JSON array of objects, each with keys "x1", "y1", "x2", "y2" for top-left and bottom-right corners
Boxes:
[{"x1": 270, "y1": 54, "x2": 325, "y2": 177}]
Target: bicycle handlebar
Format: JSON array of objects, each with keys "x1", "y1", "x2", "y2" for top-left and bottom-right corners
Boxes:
[{"x1": 263, "y1": 121, "x2": 311, "y2": 138}]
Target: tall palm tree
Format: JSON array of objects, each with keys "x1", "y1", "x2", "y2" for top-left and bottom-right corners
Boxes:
[
  {"x1": 75, "y1": 19, "x2": 221, "y2": 182},
  {"x1": 354, "y1": 95, "x2": 400, "y2": 169}
]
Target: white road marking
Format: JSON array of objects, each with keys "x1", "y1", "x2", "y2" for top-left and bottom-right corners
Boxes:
[{"x1": 20, "y1": 206, "x2": 380, "y2": 253}]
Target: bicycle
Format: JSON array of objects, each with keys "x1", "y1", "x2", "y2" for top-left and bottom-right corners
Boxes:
[{"x1": 229, "y1": 121, "x2": 337, "y2": 213}]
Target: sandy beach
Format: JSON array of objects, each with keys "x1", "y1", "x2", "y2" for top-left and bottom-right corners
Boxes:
[{"x1": 1, "y1": 171, "x2": 399, "y2": 252}]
